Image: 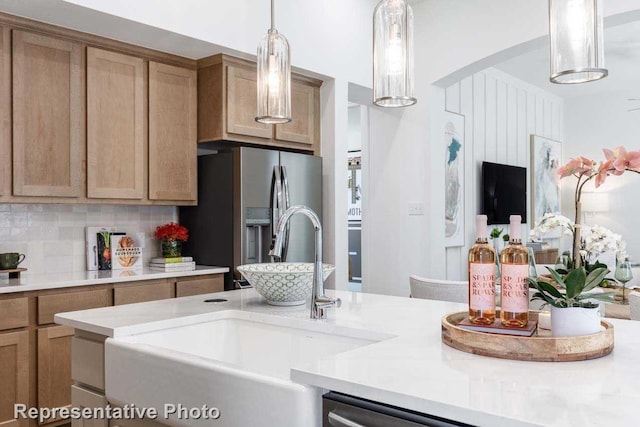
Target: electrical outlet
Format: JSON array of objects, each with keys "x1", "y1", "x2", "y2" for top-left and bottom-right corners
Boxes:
[{"x1": 408, "y1": 202, "x2": 424, "y2": 216}]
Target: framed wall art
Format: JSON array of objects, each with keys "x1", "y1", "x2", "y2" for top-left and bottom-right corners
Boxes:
[
  {"x1": 444, "y1": 111, "x2": 465, "y2": 247},
  {"x1": 531, "y1": 135, "x2": 562, "y2": 234}
]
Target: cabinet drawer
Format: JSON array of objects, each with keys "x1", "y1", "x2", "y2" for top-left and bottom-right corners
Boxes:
[
  {"x1": 176, "y1": 275, "x2": 224, "y2": 297},
  {"x1": 38, "y1": 289, "x2": 112, "y2": 325},
  {"x1": 0, "y1": 297, "x2": 28, "y2": 331},
  {"x1": 113, "y1": 280, "x2": 173, "y2": 305},
  {"x1": 71, "y1": 385, "x2": 108, "y2": 427},
  {"x1": 72, "y1": 337, "x2": 105, "y2": 390}
]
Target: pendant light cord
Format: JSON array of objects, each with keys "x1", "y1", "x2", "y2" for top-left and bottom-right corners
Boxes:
[{"x1": 271, "y1": 0, "x2": 275, "y2": 30}]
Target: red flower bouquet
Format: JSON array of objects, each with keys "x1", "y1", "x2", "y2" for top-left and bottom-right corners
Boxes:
[{"x1": 154, "y1": 222, "x2": 189, "y2": 242}]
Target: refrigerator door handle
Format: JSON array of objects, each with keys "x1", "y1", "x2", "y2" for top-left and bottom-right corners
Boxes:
[
  {"x1": 280, "y1": 165, "x2": 291, "y2": 261},
  {"x1": 270, "y1": 165, "x2": 283, "y2": 257}
]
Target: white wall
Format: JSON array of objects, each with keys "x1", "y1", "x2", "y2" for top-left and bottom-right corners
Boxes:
[
  {"x1": 443, "y1": 68, "x2": 564, "y2": 280},
  {"x1": 563, "y1": 90, "x2": 640, "y2": 261},
  {"x1": 0, "y1": 204, "x2": 176, "y2": 274}
]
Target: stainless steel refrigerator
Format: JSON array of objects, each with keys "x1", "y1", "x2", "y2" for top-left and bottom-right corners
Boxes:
[{"x1": 180, "y1": 147, "x2": 322, "y2": 290}]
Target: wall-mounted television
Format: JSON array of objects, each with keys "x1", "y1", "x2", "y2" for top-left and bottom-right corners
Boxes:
[{"x1": 481, "y1": 161, "x2": 527, "y2": 225}]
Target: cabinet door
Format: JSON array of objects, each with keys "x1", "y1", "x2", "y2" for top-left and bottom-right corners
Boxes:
[
  {"x1": 37, "y1": 325, "x2": 74, "y2": 425},
  {"x1": 148, "y1": 62, "x2": 197, "y2": 201},
  {"x1": 87, "y1": 47, "x2": 145, "y2": 199},
  {"x1": 176, "y1": 275, "x2": 224, "y2": 297},
  {"x1": 226, "y1": 65, "x2": 272, "y2": 139},
  {"x1": 275, "y1": 80, "x2": 318, "y2": 147},
  {"x1": 113, "y1": 280, "x2": 174, "y2": 305},
  {"x1": 12, "y1": 30, "x2": 83, "y2": 197},
  {"x1": 0, "y1": 330, "x2": 29, "y2": 427},
  {"x1": 0, "y1": 27, "x2": 10, "y2": 197}
]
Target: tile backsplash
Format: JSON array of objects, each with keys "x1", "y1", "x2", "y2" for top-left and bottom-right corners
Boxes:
[{"x1": 0, "y1": 204, "x2": 177, "y2": 274}]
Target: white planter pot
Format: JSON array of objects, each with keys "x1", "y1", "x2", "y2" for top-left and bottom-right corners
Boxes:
[{"x1": 550, "y1": 306, "x2": 602, "y2": 337}]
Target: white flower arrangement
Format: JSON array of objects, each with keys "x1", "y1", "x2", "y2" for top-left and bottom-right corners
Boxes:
[{"x1": 530, "y1": 213, "x2": 626, "y2": 263}]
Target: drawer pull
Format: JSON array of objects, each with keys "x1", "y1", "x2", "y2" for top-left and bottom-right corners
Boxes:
[{"x1": 328, "y1": 411, "x2": 367, "y2": 427}]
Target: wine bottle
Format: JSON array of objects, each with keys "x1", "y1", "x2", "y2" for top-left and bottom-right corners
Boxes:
[
  {"x1": 500, "y1": 215, "x2": 529, "y2": 327},
  {"x1": 468, "y1": 215, "x2": 496, "y2": 325}
]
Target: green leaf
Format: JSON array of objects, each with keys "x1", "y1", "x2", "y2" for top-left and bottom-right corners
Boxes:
[
  {"x1": 531, "y1": 292, "x2": 560, "y2": 307},
  {"x1": 576, "y1": 292, "x2": 617, "y2": 303},
  {"x1": 537, "y1": 281, "x2": 565, "y2": 299},
  {"x1": 583, "y1": 267, "x2": 610, "y2": 293},
  {"x1": 565, "y1": 268, "x2": 586, "y2": 299},
  {"x1": 547, "y1": 267, "x2": 566, "y2": 289}
]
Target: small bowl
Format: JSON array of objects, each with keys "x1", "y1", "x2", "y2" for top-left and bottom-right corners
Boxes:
[{"x1": 237, "y1": 263, "x2": 335, "y2": 306}]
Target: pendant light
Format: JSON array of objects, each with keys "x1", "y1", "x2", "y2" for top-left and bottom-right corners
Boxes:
[
  {"x1": 256, "y1": 0, "x2": 291, "y2": 124},
  {"x1": 549, "y1": 0, "x2": 607, "y2": 84},
  {"x1": 373, "y1": 0, "x2": 416, "y2": 107}
]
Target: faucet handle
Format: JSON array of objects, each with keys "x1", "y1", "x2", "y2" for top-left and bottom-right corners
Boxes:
[{"x1": 314, "y1": 296, "x2": 341, "y2": 309}]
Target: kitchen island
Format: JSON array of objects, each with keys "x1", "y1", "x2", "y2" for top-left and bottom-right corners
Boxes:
[{"x1": 55, "y1": 289, "x2": 640, "y2": 427}]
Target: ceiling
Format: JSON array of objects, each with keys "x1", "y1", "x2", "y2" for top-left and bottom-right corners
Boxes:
[{"x1": 496, "y1": 20, "x2": 640, "y2": 100}]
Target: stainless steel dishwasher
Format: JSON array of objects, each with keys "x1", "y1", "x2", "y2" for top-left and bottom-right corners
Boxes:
[{"x1": 323, "y1": 392, "x2": 475, "y2": 427}]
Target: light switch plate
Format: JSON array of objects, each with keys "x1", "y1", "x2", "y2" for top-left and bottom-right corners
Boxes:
[{"x1": 408, "y1": 202, "x2": 425, "y2": 216}]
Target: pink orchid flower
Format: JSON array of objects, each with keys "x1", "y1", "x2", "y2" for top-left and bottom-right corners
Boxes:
[
  {"x1": 558, "y1": 157, "x2": 595, "y2": 178},
  {"x1": 595, "y1": 159, "x2": 613, "y2": 188},
  {"x1": 603, "y1": 146, "x2": 640, "y2": 173}
]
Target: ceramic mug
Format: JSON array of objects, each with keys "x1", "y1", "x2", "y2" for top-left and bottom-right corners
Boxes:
[{"x1": 0, "y1": 253, "x2": 26, "y2": 270}]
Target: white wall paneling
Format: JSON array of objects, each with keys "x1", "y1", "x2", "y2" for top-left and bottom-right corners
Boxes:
[{"x1": 443, "y1": 68, "x2": 564, "y2": 280}]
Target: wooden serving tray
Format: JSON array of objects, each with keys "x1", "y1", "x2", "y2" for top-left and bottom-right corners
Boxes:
[{"x1": 442, "y1": 311, "x2": 614, "y2": 362}]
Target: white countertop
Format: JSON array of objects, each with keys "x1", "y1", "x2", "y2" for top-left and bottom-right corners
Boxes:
[
  {"x1": 0, "y1": 265, "x2": 229, "y2": 294},
  {"x1": 55, "y1": 289, "x2": 640, "y2": 427}
]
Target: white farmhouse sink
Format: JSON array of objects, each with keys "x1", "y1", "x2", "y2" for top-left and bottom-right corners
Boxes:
[{"x1": 105, "y1": 310, "x2": 388, "y2": 427}]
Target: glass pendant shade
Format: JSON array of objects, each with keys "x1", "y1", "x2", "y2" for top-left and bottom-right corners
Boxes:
[
  {"x1": 256, "y1": 29, "x2": 291, "y2": 124},
  {"x1": 549, "y1": 0, "x2": 607, "y2": 84},
  {"x1": 373, "y1": 0, "x2": 416, "y2": 107}
]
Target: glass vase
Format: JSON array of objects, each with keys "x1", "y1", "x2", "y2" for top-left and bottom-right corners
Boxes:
[{"x1": 161, "y1": 240, "x2": 182, "y2": 258}]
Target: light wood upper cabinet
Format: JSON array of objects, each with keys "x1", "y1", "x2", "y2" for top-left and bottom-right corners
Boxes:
[
  {"x1": 38, "y1": 326, "x2": 74, "y2": 425},
  {"x1": 12, "y1": 30, "x2": 83, "y2": 198},
  {"x1": 148, "y1": 61, "x2": 197, "y2": 201},
  {"x1": 275, "y1": 80, "x2": 319, "y2": 147},
  {"x1": 197, "y1": 54, "x2": 322, "y2": 154},
  {"x1": 226, "y1": 65, "x2": 272, "y2": 139},
  {"x1": 0, "y1": 331, "x2": 29, "y2": 427},
  {"x1": 0, "y1": 27, "x2": 10, "y2": 198},
  {"x1": 87, "y1": 47, "x2": 145, "y2": 199}
]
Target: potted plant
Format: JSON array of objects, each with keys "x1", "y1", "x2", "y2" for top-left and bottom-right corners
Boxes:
[
  {"x1": 154, "y1": 222, "x2": 189, "y2": 258},
  {"x1": 529, "y1": 267, "x2": 615, "y2": 336}
]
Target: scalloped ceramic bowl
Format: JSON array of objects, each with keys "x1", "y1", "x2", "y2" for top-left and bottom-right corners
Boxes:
[{"x1": 237, "y1": 263, "x2": 335, "y2": 306}]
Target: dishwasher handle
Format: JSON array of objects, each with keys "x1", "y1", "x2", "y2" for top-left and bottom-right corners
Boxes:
[{"x1": 328, "y1": 411, "x2": 367, "y2": 427}]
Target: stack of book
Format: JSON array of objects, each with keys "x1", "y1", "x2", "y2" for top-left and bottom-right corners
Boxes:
[{"x1": 149, "y1": 257, "x2": 196, "y2": 272}]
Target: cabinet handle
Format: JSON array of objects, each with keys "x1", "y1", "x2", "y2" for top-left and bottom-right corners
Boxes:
[{"x1": 328, "y1": 411, "x2": 367, "y2": 427}]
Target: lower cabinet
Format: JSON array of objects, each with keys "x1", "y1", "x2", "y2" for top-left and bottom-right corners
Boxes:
[
  {"x1": 175, "y1": 276, "x2": 224, "y2": 297},
  {"x1": 70, "y1": 386, "x2": 107, "y2": 427},
  {"x1": 37, "y1": 326, "x2": 75, "y2": 425},
  {"x1": 0, "y1": 273, "x2": 224, "y2": 427},
  {"x1": 0, "y1": 330, "x2": 29, "y2": 427},
  {"x1": 113, "y1": 280, "x2": 174, "y2": 306}
]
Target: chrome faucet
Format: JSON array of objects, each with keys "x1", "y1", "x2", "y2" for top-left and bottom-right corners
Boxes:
[{"x1": 269, "y1": 205, "x2": 341, "y2": 319}]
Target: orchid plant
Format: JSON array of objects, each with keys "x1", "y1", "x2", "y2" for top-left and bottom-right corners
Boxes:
[
  {"x1": 558, "y1": 146, "x2": 640, "y2": 267},
  {"x1": 530, "y1": 214, "x2": 626, "y2": 270}
]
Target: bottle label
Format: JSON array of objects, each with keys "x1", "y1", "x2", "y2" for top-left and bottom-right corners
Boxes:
[
  {"x1": 469, "y1": 263, "x2": 495, "y2": 310},
  {"x1": 501, "y1": 264, "x2": 529, "y2": 313}
]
